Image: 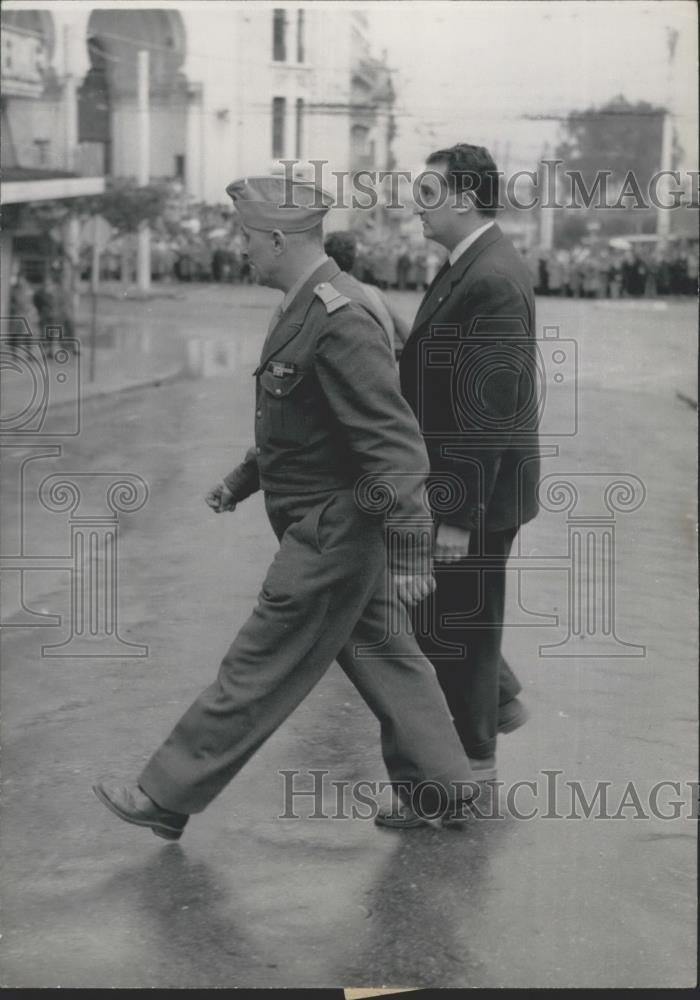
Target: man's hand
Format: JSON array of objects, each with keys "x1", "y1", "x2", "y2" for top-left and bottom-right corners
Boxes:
[
  {"x1": 395, "y1": 572, "x2": 436, "y2": 606},
  {"x1": 434, "y1": 524, "x2": 471, "y2": 563},
  {"x1": 205, "y1": 482, "x2": 237, "y2": 513}
]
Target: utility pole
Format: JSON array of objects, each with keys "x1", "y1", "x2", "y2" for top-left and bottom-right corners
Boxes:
[
  {"x1": 62, "y1": 25, "x2": 80, "y2": 325},
  {"x1": 89, "y1": 216, "x2": 100, "y2": 382},
  {"x1": 63, "y1": 25, "x2": 78, "y2": 172},
  {"x1": 539, "y1": 142, "x2": 556, "y2": 251},
  {"x1": 657, "y1": 27, "x2": 678, "y2": 244},
  {"x1": 136, "y1": 49, "x2": 151, "y2": 293}
]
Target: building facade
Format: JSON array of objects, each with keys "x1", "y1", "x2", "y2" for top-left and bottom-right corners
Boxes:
[
  {"x1": 183, "y1": 4, "x2": 395, "y2": 224},
  {"x1": 1, "y1": 3, "x2": 396, "y2": 311},
  {"x1": 2, "y1": 3, "x2": 395, "y2": 202}
]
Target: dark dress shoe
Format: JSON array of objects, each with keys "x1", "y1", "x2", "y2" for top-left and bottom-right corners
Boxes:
[
  {"x1": 374, "y1": 798, "x2": 434, "y2": 829},
  {"x1": 440, "y1": 796, "x2": 482, "y2": 828},
  {"x1": 374, "y1": 794, "x2": 476, "y2": 830},
  {"x1": 497, "y1": 697, "x2": 530, "y2": 734},
  {"x1": 93, "y1": 781, "x2": 189, "y2": 840}
]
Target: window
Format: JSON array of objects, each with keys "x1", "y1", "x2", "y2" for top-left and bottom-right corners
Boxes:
[
  {"x1": 351, "y1": 124, "x2": 369, "y2": 157},
  {"x1": 33, "y1": 138, "x2": 50, "y2": 166},
  {"x1": 295, "y1": 98, "x2": 304, "y2": 158},
  {"x1": 272, "y1": 97, "x2": 286, "y2": 158},
  {"x1": 174, "y1": 154, "x2": 185, "y2": 180},
  {"x1": 296, "y1": 10, "x2": 305, "y2": 63},
  {"x1": 272, "y1": 9, "x2": 286, "y2": 61}
]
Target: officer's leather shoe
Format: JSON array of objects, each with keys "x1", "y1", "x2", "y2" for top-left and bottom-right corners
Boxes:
[
  {"x1": 498, "y1": 697, "x2": 530, "y2": 734},
  {"x1": 440, "y1": 796, "x2": 480, "y2": 829},
  {"x1": 93, "y1": 781, "x2": 189, "y2": 840}
]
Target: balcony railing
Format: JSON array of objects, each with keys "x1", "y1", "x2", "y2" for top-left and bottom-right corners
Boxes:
[{"x1": 1, "y1": 131, "x2": 107, "y2": 178}]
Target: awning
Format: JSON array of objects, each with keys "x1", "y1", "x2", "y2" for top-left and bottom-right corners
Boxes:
[{"x1": 1, "y1": 169, "x2": 106, "y2": 206}]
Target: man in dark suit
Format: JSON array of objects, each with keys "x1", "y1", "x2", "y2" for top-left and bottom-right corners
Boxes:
[{"x1": 399, "y1": 143, "x2": 541, "y2": 783}]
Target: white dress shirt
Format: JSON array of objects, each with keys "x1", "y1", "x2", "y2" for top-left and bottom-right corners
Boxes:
[{"x1": 448, "y1": 221, "x2": 495, "y2": 267}]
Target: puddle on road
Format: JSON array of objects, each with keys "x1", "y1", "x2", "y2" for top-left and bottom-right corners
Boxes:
[
  {"x1": 183, "y1": 337, "x2": 247, "y2": 378},
  {"x1": 105, "y1": 325, "x2": 260, "y2": 381}
]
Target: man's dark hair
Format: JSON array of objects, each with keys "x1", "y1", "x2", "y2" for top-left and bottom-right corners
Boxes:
[
  {"x1": 426, "y1": 143, "x2": 500, "y2": 218},
  {"x1": 324, "y1": 231, "x2": 357, "y2": 272}
]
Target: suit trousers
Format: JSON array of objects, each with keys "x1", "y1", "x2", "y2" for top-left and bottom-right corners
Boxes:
[
  {"x1": 138, "y1": 489, "x2": 473, "y2": 814},
  {"x1": 411, "y1": 526, "x2": 522, "y2": 761}
]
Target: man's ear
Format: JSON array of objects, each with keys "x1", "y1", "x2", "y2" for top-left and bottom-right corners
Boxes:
[
  {"x1": 271, "y1": 229, "x2": 287, "y2": 255},
  {"x1": 454, "y1": 189, "x2": 476, "y2": 216}
]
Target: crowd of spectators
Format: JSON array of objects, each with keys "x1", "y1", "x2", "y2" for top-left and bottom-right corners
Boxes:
[
  {"x1": 73, "y1": 202, "x2": 699, "y2": 299},
  {"x1": 91, "y1": 217, "x2": 450, "y2": 292},
  {"x1": 351, "y1": 239, "x2": 447, "y2": 290},
  {"x1": 150, "y1": 226, "x2": 696, "y2": 299},
  {"x1": 521, "y1": 242, "x2": 698, "y2": 299}
]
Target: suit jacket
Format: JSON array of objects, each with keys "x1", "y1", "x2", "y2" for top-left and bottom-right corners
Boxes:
[
  {"x1": 224, "y1": 258, "x2": 431, "y2": 571},
  {"x1": 399, "y1": 223, "x2": 541, "y2": 534}
]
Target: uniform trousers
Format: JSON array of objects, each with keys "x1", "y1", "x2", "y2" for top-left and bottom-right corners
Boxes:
[
  {"x1": 412, "y1": 526, "x2": 522, "y2": 761},
  {"x1": 138, "y1": 489, "x2": 473, "y2": 814}
]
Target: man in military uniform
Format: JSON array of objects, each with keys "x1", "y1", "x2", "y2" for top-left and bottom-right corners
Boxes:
[{"x1": 93, "y1": 174, "x2": 476, "y2": 839}]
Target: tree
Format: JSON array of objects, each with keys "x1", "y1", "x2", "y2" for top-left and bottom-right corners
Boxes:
[
  {"x1": 26, "y1": 179, "x2": 170, "y2": 242},
  {"x1": 25, "y1": 179, "x2": 172, "y2": 296},
  {"x1": 94, "y1": 178, "x2": 170, "y2": 235},
  {"x1": 553, "y1": 95, "x2": 681, "y2": 241},
  {"x1": 555, "y1": 95, "x2": 675, "y2": 184},
  {"x1": 91, "y1": 179, "x2": 170, "y2": 288}
]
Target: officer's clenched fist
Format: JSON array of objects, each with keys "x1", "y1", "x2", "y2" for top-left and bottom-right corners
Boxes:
[
  {"x1": 205, "y1": 482, "x2": 237, "y2": 513},
  {"x1": 394, "y1": 572, "x2": 436, "y2": 606},
  {"x1": 434, "y1": 523, "x2": 471, "y2": 563}
]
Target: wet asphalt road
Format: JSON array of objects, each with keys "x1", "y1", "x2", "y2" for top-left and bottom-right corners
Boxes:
[{"x1": 1, "y1": 288, "x2": 697, "y2": 988}]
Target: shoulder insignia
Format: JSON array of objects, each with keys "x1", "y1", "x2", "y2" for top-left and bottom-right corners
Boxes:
[{"x1": 313, "y1": 281, "x2": 350, "y2": 314}]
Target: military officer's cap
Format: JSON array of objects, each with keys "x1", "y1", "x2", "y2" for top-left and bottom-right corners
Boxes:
[{"x1": 225, "y1": 174, "x2": 333, "y2": 233}]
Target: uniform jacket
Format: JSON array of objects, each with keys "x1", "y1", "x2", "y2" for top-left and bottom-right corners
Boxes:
[
  {"x1": 399, "y1": 224, "x2": 541, "y2": 534},
  {"x1": 224, "y1": 258, "x2": 432, "y2": 571}
]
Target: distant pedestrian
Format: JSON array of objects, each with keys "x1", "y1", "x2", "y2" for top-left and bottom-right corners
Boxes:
[
  {"x1": 324, "y1": 231, "x2": 409, "y2": 358},
  {"x1": 32, "y1": 274, "x2": 60, "y2": 335},
  {"x1": 9, "y1": 275, "x2": 39, "y2": 338},
  {"x1": 397, "y1": 243, "x2": 411, "y2": 290}
]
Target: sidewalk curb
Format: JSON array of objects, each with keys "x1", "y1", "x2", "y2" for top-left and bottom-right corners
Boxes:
[{"x1": 49, "y1": 364, "x2": 188, "y2": 413}]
